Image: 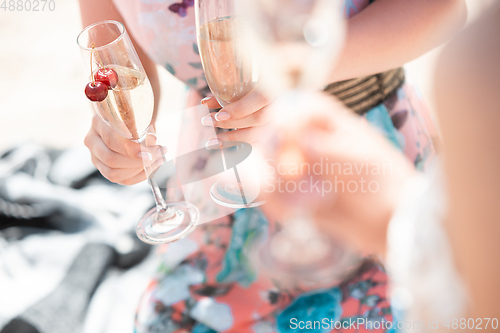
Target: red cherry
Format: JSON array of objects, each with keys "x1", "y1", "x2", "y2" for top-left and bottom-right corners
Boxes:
[
  {"x1": 85, "y1": 81, "x2": 108, "y2": 102},
  {"x1": 94, "y1": 68, "x2": 118, "y2": 89}
]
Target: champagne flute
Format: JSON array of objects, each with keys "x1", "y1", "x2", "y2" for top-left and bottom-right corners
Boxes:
[
  {"x1": 195, "y1": 0, "x2": 264, "y2": 209},
  {"x1": 246, "y1": 0, "x2": 359, "y2": 284},
  {"x1": 246, "y1": 0, "x2": 345, "y2": 96},
  {"x1": 77, "y1": 20, "x2": 199, "y2": 244}
]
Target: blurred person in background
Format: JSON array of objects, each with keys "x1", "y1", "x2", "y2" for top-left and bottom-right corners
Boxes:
[
  {"x1": 78, "y1": 0, "x2": 466, "y2": 332},
  {"x1": 265, "y1": 2, "x2": 500, "y2": 331}
]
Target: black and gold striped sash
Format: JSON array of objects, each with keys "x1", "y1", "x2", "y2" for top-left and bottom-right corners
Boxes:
[{"x1": 324, "y1": 67, "x2": 405, "y2": 115}]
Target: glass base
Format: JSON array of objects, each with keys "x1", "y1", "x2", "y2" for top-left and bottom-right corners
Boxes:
[
  {"x1": 256, "y1": 231, "x2": 360, "y2": 286},
  {"x1": 136, "y1": 202, "x2": 199, "y2": 245},
  {"x1": 210, "y1": 179, "x2": 265, "y2": 209}
]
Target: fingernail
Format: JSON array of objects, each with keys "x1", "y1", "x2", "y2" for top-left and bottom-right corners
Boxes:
[
  {"x1": 138, "y1": 152, "x2": 153, "y2": 161},
  {"x1": 201, "y1": 115, "x2": 214, "y2": 126},
  {"x1": 201, "y1": 96, "x2": 211, "y2": 105},
  {"x1": 215, "y1": 111, "x2": 230, "y2": 121},
  {"x1": 154, "y1": 146, "x2": 167, "y2": 158},
  {"x1": 205, "y1": 138, "x2": 222, "y2": 149}
]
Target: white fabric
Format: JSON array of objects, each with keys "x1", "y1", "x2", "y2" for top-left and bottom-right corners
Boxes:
[{"x1": 386, "y1": 165, "x2": 468, "y2": 331}]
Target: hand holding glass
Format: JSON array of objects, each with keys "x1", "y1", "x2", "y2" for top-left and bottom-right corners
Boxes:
[{"x1": 77, "y1": 21, "x2": 199, "y2": 244}]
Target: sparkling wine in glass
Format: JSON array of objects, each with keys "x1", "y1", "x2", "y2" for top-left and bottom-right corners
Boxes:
[
  {"x1": 196, "y1": 0, "x2": 263, "y2": 209},
  {"x1": 198, "y1": 16, "x2": 257, "y2": 107},
  {"x1": 245, "y1": 0, "x2": 359, "y2": 284},
  {"x1": 246, "y1": 0, "x2": 345, "y2": 96},
  {"x1": 77, "y1": 20, "x2": 199, "y2": 244}
]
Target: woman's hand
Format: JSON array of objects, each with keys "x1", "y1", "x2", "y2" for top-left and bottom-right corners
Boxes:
[
  {"x1": 84, "y1": 114, "x2": 164, "y2": 185},
  {"x1": 200, "y1": 90, "x2": 273, "y2": 145},
  {"x1": 261, "y1": 94, "x2": 415, "y2": 255}
]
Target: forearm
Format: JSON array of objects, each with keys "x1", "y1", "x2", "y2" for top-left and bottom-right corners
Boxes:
[
  {"x1": 435, "y1": 5, "x2": 500, "y2": 319},
  {"x1": 330, "y1": 0, "x2": 467, "y2": 82}
]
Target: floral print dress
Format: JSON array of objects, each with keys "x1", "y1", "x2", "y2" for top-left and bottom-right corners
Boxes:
[{"x1": 111, "y1": 0, "x2": 438, "y2": 332}]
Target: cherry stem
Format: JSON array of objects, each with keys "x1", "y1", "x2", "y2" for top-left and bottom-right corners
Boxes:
[
  {"x1": 90, "y1": 44, "x2": 95, "y2": 86},
  {"x1": 92, "y1": 42, "x2": 106, "y2": 70}
]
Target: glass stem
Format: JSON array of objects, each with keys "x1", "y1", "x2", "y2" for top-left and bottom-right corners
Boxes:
[
  {"x1": 148, "y1": 177, "x2": 167, "y2": 211},
  {"x1": 137, "y1": 131, "x2": 175, "y2": 220},
  {"x1": 233, "y1": 142, "x2": 248, "y2": 206},
  {"x1": 219, "y1": 127, "x2": 248, "y2": 206},
  {"x1": 232, "y1": 166, "x2": 247, "y2": 206},
  {"x1": 147, "y1": 177, "x2": 177, "y2": 221}
]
